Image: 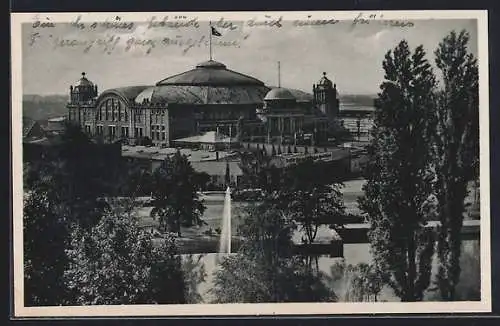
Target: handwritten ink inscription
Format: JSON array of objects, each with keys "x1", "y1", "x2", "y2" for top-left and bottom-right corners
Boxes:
[
  {"x1": 26, "y1": 13, "x2": 415, "y2": 55},
  {"x1": 147, "y1": 16, "x2": 200, "y2": 29},
  {"x1": 293, "y1": 16, "x2": 339, "y2": 26},
  {"x1": 352, "y1": 13, "x2": 414, "y2": 28},
  {"x1": 32, "y1": 16, "x2": 55, "y2": 29}
]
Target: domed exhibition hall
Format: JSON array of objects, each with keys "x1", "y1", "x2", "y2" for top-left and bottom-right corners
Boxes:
[{"x1": 67, "y1": 60, "x2": 340, "y2": 147}]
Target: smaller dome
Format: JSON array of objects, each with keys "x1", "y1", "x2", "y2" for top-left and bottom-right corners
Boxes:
[
  {"x1": 317, "y1": 72, "x2": 333, "y2": 87},
  {"x1": 195, "y1": 60, "x2": 227, "y2": 69},
  {"x1": 75, "y1": 72, "x2": 94, "y2": 87},
  {"x1": 264, "y1": 88, "x2": 296, "y2": 101}
]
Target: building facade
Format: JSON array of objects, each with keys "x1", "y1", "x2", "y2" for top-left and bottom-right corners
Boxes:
[{"x1": 67, "y1": 60, "x2": 340, "y2": 147}]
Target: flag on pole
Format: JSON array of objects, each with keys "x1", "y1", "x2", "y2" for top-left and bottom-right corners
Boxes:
[{"x1": 211, "y1": 26, "x2": 222, "y2": 36}]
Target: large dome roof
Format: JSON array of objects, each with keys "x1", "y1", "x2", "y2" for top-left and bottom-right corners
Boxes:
[
  {"x1": 155, "y1": 60, "x2": 265, "y2": 87},
  {"x1": 135, "y1": 85, "x2": 270, "y2": 105},
  {"x1": 264, "y1": 88, "x2": 296, "y2": 101}
]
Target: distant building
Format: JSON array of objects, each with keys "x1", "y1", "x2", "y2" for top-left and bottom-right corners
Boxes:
[
  {"x1": 43, "y1": 116, "x2": 67, "y2": 136},
  {"x1": 313, "y1": 72, "x2": 340, "y2": 119},
  {"x1": 338, "y1": 99, "x2": 376, "y2": 141},
  {"x1": 257, "y1": 84, "x2": 333, "y2": 145},
  {"x1": 67, "y1": 60, "x2": 341, "y2": 147},
  {"x1": 67, "y1": 61, "x2": 268, "y2": 147},
  {"x1": 22, "y1": 117, "x2": 45, "y2": 141}
]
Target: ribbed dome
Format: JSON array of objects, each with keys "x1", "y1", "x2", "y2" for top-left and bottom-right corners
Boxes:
[
  {"x1": 155, "y1": 60, "x2": 265, "y2": 87},
  {"x1": 75, "y1": 72, "x2": 94, "y2": 87},
  {"x1": 134, "y1": 85, "x2": 270, "y2": 105},
  {"x1": 317, "y1": 72, "x2": 333, "y2": 87},
  {"x1": 264, "y1": 88, "x2": 296, "y2": 101}
]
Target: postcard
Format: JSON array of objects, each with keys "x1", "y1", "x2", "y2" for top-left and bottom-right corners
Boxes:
[{"x1": 11, "y1": 10, "x2": 490, "y2": 317}]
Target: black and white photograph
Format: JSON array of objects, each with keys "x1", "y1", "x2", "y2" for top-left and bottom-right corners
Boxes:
[{"x1": 11, "y1": 10, "x2": 490, "y2": 316}]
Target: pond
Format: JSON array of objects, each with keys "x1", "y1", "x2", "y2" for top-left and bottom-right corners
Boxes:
[{"x1": 185, "y1": 239, "x2": 480, "y2": 303}]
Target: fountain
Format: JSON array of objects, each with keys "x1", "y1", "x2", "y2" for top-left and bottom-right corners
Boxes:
[{"x1": 218, "y1": 186, "x2": 232, "y2": 255}]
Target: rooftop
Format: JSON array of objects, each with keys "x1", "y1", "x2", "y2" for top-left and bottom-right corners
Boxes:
[
  {"x1": 190, "y1": 161, "x2": 243, "y2": 176},
  {"x1": 48, "y1": 116, "x2": 67, "y2": 122},
  {"x1": 22, "y1": 117, "x2": 37, "y2": 138},
  {"x1": 172, "y1": 131, "x2": 238, "y2": 144},
  {"x1": 156, "y1": 60, "x2": 266, "y2": 87},
  {"x1": 264, "y1": 88, "x2": 296, "y2": 101}
]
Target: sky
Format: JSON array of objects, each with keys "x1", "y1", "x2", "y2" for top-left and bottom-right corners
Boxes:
[{"x1": 21, "y1": 17, "x2": 478, "y2": 96}]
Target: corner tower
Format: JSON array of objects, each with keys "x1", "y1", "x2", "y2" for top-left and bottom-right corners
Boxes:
[
  {"x1": 67, "y1": 72, "x2": 98, "y2": 124},
  {"x1": 313, "y1": 72, "x2": 339, "y2": 120}
]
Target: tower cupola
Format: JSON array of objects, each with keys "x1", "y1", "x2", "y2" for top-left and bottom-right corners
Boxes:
[
  {"x1": 313, "y1": 71, "x2": 339, "y2": 120},
  {"x1": 70, "y1": 72, "x2": 98, "y2": 104}
]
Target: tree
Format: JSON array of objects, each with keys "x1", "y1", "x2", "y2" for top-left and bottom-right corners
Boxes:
[
  {"x1": 64, "y1": 209, "x2": 186, "y2": 305},
  {"x1": 116, "y1": 160, "x2": 154, "y2": 198},
  {"x1": 237, "y1": 150, "x2": 273, "y2": 190},
  {"x1": 181, "y1": 254, "x2": 207, "y2": 304},
  {"x1": 211, "y1": 202, "x2": 335, "y2": 303},
  {"x1": 433, "y1": 30, "x2": 479, "y2": 300},
  {"x1": 280, "y1": 159, "x2": 345, "y2": 247},
  {"x1": 224, "y1": 160, "x2": 231, "y2": 188},
  {"x1": 23, "y1": 124, "x2": 113, "y2": 305},
  {"x1": 23, "y1": 174, "x2": 70, "y2": 306},
  {"x1": 359, "y1": 40, "x2": 438, "y2": 301},
  {"x1": 54, "y1": 123, "x2": 113, "y2": 228},
  {"x1": 272, "y1": 159, "x2": 346, "y2": 275},
  {"x1": 150, "y1": 151, "x2": 206, "y2": 236},
  {"x1": 342, "y1": 263, "x2": 384, "y2": 302},
  {"x1": 326, "y1": 121, "x2": 351, "y2": 142}
]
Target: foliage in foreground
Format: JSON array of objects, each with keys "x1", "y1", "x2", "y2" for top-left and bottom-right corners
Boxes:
[
  {"x1": 23, "y1": 182, "x2": 70, "y2": 306},
  {"x1": 359, "y1": 40, "x2": 438, "y2": 301},
  {"x1": 23, "y1": 125, "x2": 110, "y2": 305},
  {"x1": 359, "y1": 29, "x2": 480, "y2": 302},
  {"x1": 433, "y1": 30, "x2": 479, "y2": 300},
  {"x1": 64, "y1": 210, "x2": 186, "y2": 305},
  {"x1": 150, "y1": 150, "x2": 207, "y2": 236},
  {"x1": 182, "y1": 254, "x2": 208, "y2": 304},
  {"x1": 328, "y1": 261, "x2": 384, "y2": 302},
  {"x1": 211, "y1": 202, "x2": 335, "y2": 303}
]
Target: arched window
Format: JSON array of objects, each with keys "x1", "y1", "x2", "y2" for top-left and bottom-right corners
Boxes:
[
  {"x1": 105, "y1": 100, "x2": 110, "y2": 120},
  {"x1": 118, "y1": 101, "x2": 122, "y2": 121},
  {"x1": 112, "y1": 99, "x2": 118, "y2": 121}
]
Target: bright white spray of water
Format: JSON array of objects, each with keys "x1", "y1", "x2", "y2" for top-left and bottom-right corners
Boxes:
[{"x1": 218, "y1": 186, "x2": 232, "y2": 255}]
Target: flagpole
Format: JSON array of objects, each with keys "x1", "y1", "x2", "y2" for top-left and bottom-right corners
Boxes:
[{"x1": 209, "y1": 21, "x2": 212, "y2": 60}]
